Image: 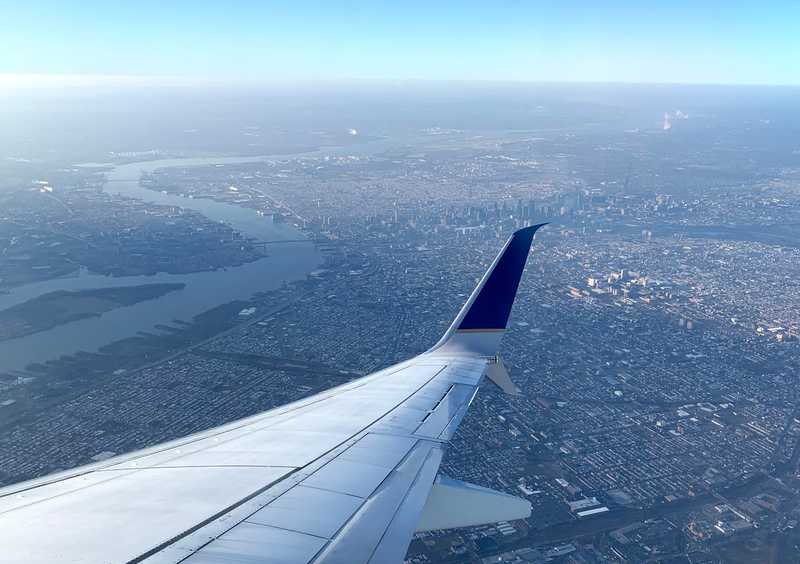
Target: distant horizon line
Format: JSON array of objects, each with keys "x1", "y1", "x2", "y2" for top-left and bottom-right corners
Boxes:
[{"x1": 1, "y1": 73, "x2": 799, "y2": 89}]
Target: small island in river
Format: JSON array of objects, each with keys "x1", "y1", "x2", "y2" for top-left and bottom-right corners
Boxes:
[{"x1": 0, "y1": 283, "x2": 186, "y2": 342}]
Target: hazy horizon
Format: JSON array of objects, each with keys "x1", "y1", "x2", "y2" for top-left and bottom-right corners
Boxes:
[{"x1": 3, "y1": 80, "x2": 799, "y2": 168}]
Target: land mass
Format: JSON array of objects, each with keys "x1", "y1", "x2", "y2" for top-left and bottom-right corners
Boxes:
[{"x1": 0, "y1": 283, "x2": 186, "y2": 342}]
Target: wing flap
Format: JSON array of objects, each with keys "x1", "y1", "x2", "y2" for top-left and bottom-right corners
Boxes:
[
  {"x1": 311, "y1": 442, "x2": 443, "y2": 564},
  {"x1": 246, "y1": 486, "x2": 362, "y2": 539},
  {"x1": 416, "y1": 475, "x2": 531, "y2": 532},
  {"x1": 182, "y1": 522, "x2": 327, "y2": 564}
]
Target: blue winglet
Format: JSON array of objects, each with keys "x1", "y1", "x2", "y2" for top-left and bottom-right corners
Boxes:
[
  {"x1": 430, "y1": 224, "x2": 546, "y2": 356},
  {"x1": 458, "y1": 224, "x2": 545, "y2": 331}
]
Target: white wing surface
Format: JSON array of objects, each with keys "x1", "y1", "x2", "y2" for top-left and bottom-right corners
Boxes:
[{"x1": 0, "y1": 224, "x2": 546, "y2": 564}]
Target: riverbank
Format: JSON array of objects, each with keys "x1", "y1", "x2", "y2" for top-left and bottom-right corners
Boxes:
[{"x1": 0, "y1": 284, "x2": 185, "y2": 342}]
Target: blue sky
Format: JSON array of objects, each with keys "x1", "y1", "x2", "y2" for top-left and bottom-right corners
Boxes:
[{"x1": 2, "y1": 0, "x2": 798, "y2": 85}]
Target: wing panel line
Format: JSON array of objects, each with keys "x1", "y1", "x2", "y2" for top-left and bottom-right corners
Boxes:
[{"x1": 148, "y1": 365, "x2": 450, "y2": 563}]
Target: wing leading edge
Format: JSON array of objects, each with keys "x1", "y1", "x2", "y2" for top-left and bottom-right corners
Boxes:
[{"x1": 0, "y1": 225, "x2": 546, "y2": 564}]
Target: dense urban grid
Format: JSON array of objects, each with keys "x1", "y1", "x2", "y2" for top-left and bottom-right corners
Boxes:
[{"x1": 2, "y1": 115, "x2": 800, "y2": 563}]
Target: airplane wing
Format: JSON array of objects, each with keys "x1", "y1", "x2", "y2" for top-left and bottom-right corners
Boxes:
[{"x1": 0, "y1": 224, "x2": 546, "y2": 564}]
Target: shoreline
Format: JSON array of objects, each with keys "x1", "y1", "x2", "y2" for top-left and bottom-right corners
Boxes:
[
  {"x1": 0, "y1": 271, "x2": 326, "y2": 428},
  {"x1": 0, "y1": 154, "x2": 326, "y2": 373},
  {"x1": 0, "y1": 283, "x2": 186, "y2": 343}
]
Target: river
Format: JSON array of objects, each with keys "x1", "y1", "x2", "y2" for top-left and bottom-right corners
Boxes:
[{"x1": 0, "y1": 156, "x2": 324, "y2": 373}]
